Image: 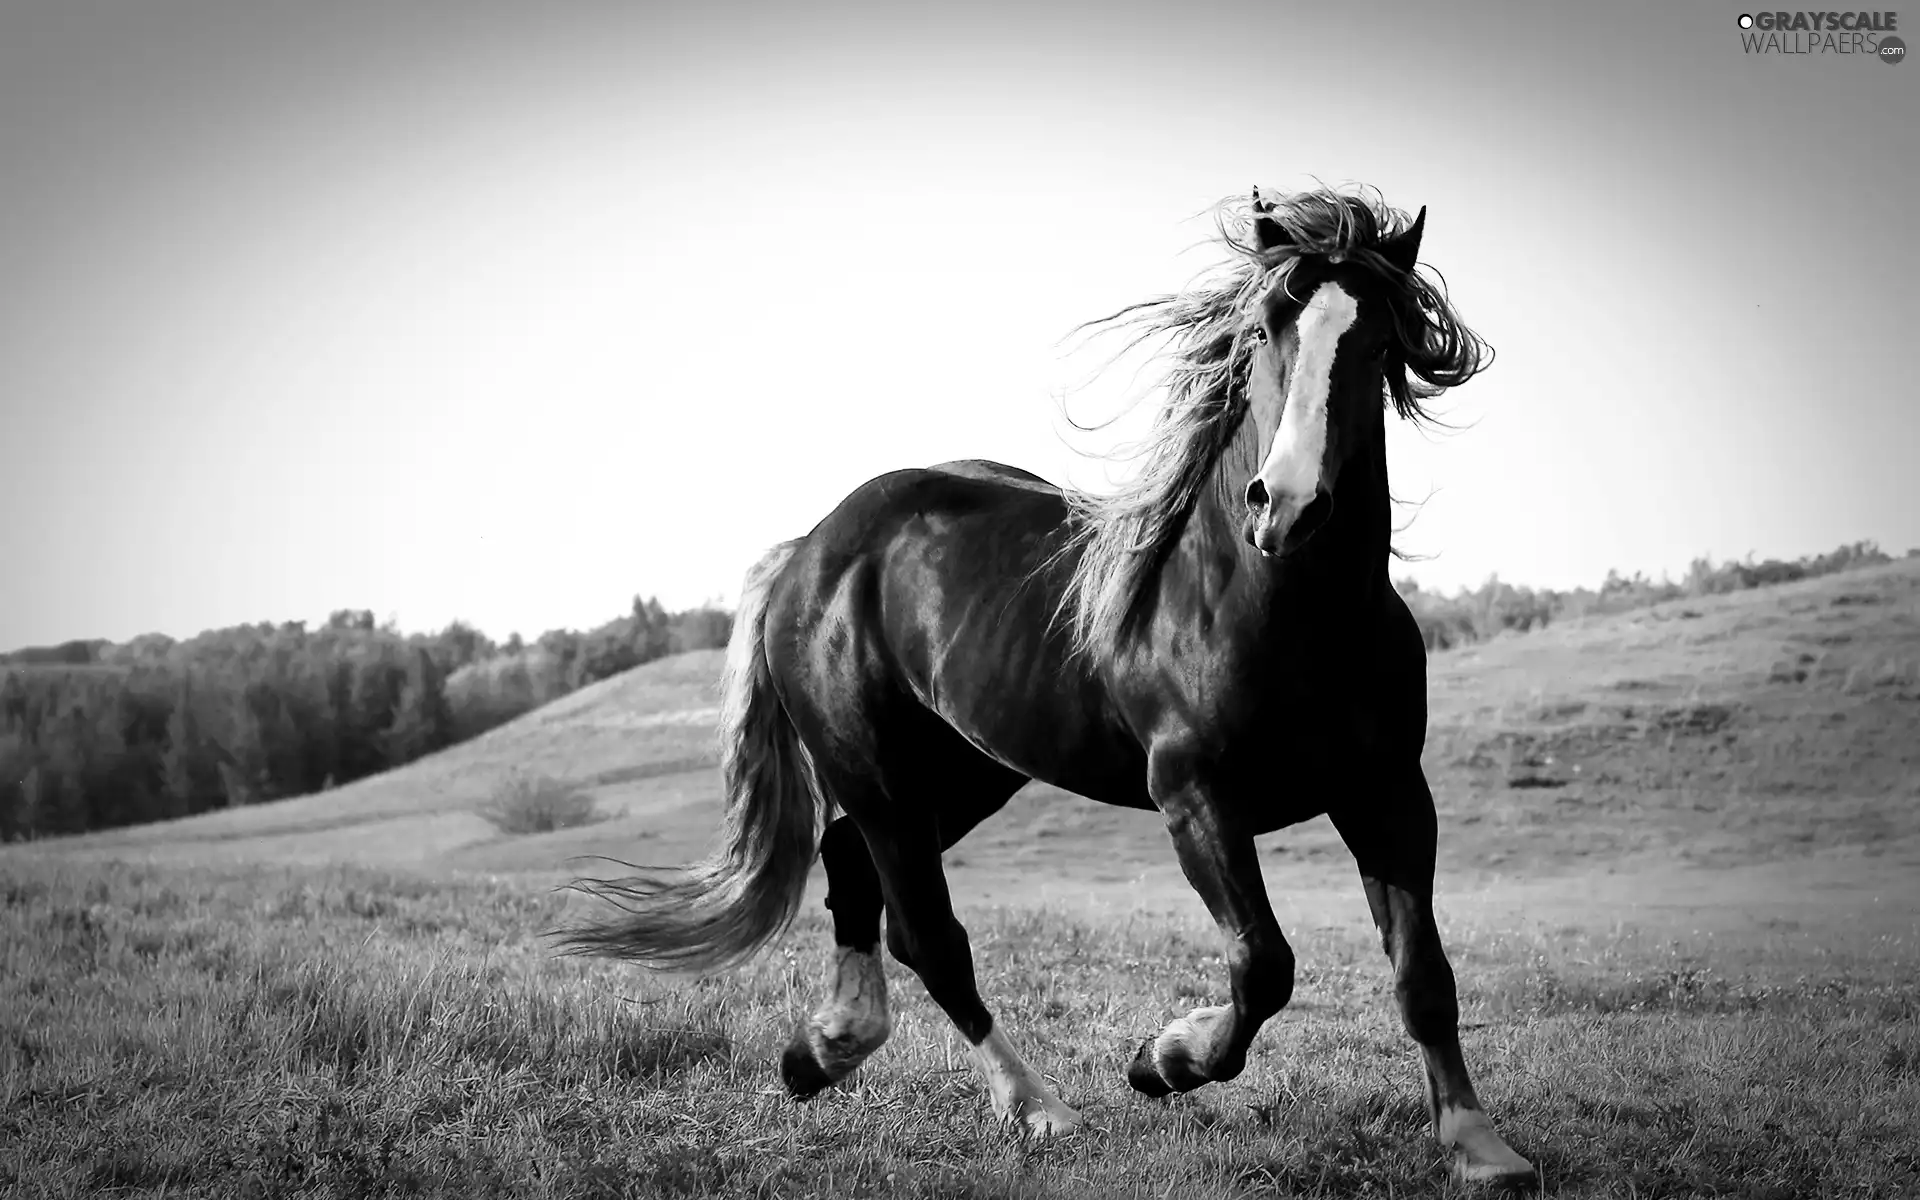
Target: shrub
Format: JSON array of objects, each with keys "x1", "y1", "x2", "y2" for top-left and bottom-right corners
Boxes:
[{"x1": 474, "y1": 773, "x2": 610, "y2": 835}]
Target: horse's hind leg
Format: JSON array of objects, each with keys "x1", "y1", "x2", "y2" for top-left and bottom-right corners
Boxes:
[
  {"x1": 780, "y1": 769, "x2": 1079, "y2": 1134},
  {"x1": 781, "y1": 815, "x2": 893, "y2": 1097},
  {"x1": 793, "y1": 745, "x2": 1081, "y2": 1135},
  {"x1": 858, "y1": 797, "x2": 1084, "y2": 1136},
  {"x1": 1330, "y1": 766, "x2": 1535, "y2": 1187}
]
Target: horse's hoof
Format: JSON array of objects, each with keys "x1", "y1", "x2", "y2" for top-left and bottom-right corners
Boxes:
[
  {"x1": 1126, "y1": 1036, "x2": 1175, "y2": 1097},
  {"x1": 1452, "y1": 1151, "x2": 1538, "y2": 1191},
  {"x1": 1013, "y1": 1097, "x2": 1086, "y2": 1136},
  {"x1": 780, "y1": 1035, "x2": 834, "y2": 1099}
]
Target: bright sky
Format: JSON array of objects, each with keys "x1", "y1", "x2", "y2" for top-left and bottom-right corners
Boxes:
[{"x1": 2, "y1": 0, "x2": 1915, "y2": 649}]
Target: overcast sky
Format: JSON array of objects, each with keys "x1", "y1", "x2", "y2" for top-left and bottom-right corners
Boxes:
[{"x1": 2, "y1": 0, "x2": 1914, "y2": 648}]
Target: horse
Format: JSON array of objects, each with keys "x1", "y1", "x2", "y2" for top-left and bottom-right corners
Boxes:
[{"x1": 560, "y1": 184, "x2": 1537, "y2": 1186}]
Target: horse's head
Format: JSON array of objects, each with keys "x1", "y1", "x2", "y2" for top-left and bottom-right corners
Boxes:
[
  {"x1": 1058, "y1": 185, "x2": 1487, "y2": 658},
  {"x1": 1238, "y1": 191, "x2": 1427, "y2": 559}
]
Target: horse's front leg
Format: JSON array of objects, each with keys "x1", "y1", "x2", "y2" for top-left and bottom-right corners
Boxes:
[
  {"x1": 1331, "y1": 766, "x2": 1535, "y2": 1187},
  {"x1": 1128, "y1": 758, "x2": 1295, "y2": 1095}
]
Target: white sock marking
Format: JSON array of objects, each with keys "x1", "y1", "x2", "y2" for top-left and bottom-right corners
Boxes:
[
  {"x1": 1440, "y1": 1104, "x2": 1536, "y2": 1183},
  {"x1": 1153, "y1": 1004, "x2": 1231, "y2": 1080},
  {"x1": 806, "y1": 947, "x2": 891, "y2": 1078},
  {"x1": 967, "y1": 1027, "x2": 1083, "y2": 1135}
]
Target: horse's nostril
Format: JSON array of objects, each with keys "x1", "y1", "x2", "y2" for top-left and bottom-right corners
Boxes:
[{"x1": 1244, "y1": 479, "x2": 1269, "y2": 511}]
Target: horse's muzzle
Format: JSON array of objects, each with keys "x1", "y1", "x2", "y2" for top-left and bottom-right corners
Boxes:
[{"x1": 1245, "y1": 486, "x2": 1334, "y2": 558}]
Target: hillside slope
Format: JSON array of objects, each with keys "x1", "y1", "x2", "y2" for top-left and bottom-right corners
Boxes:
[
  {"x1": 17, "y1": 649, "x2": 728, "y2": 866},
  {"x1": 9, "y1": 561, "x2": 1917, "y2": 888}
]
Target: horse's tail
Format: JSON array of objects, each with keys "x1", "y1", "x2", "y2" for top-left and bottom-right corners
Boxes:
[{"x1": 556, "y1": 538, "x2": 823, "y2": 973}]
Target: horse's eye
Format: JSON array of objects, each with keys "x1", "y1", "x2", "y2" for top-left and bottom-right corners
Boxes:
[{"x1": 1246, "y1": 326, "x2": 1268, "y2": 346}]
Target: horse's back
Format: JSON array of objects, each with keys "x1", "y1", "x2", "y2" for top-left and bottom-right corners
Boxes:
[
  {"x1": 764, "y1": 460, "x2": 1148, "y2": 807},
  {"x1": 781, "y1": 460, "x2": 1072, "y2": 578},
  {"x1": 927, "y1": 458, "x2": 1063, "y2": 496}
]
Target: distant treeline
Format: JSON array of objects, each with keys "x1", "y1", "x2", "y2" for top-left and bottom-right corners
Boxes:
[
  {"x1": 1394, "y1": 540, "x2": 1903, "y2": 652},
  {"x1": 0, "y1": 599, "x2": 731, "y2": 841},
  {"x1": 1, "y1": 540, "x2": 1907, "y2": 842}
]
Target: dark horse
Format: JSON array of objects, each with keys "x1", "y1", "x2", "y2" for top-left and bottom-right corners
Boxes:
[{"x1": 562, "y1": 185, "x2": 1535, "y2": 1185}]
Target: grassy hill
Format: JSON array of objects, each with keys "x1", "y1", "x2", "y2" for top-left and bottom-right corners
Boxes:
[{"x1": 12, "y1": 557, "x2": 1917, "y2": 901}]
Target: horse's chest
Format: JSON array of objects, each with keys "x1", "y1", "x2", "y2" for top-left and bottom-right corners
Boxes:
[{"x1": 1194, "y1": 662, "x2": 1402, "y2": 775}]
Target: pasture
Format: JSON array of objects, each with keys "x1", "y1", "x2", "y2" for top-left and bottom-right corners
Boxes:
[{"x1": 4, "y1": 559, "x2": 1918, "y2": 1198}]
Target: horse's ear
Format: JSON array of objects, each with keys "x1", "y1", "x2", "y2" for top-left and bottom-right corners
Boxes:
[
  {"x1": 1379, "y1": 205, "x2": 1426, "y2": 274},
  {"x1": 1250, "y1": 187, "x2": 1292, "y2": 254}
]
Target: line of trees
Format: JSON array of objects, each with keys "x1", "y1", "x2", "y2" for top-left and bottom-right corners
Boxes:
[
  {"x1": 0, "y1": 598, "x2": 731, "y2": 841},
  {"x1": 1394, "y1": 540, "x2": 1900, "y2": 652}
]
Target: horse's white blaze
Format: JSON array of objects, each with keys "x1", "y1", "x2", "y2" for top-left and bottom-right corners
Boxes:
[
  {"x1": 805, "y1": 947, "x2": 891, "y2": 1078},
  {"x1": 968, "y1": 1027, "x2": 1084, "y2": 1135},
  {"x1": 1253, "y1": 281, "x2": 1360, "y2": 510}
]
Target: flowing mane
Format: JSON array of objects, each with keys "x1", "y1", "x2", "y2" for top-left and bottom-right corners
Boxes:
[{"x1": 1055, "y1": 185, "x2": 1493, "y2": 664}]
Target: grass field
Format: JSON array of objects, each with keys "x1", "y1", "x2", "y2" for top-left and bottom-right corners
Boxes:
[{"x1": 4, "y1": 561, "x2": 1919, "y2": 1197}]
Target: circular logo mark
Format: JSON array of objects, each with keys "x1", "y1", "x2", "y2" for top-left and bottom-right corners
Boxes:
[
  {"x1": 1738, "y1": 13, "x2": 1754, "y2": 28},
  {"x1": 1880, "y1": 35, "x2": 1907, "y2": 63}
]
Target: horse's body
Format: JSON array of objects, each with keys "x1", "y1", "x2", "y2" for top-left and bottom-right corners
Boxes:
[
  {"x1": 777, "y1": 461, "x2": 1149, "y2": 812},
  {"x1": 775, "y1": 442, "x2": 1416, "y2": 819},
  {"x1": 564, "y1": 186, "x2": 1537, "y2": 1186}
]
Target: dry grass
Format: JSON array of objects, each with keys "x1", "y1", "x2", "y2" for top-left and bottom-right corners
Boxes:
[{"x1": 1, "y1": 861, "x2": 1915, "y2": 1199}]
